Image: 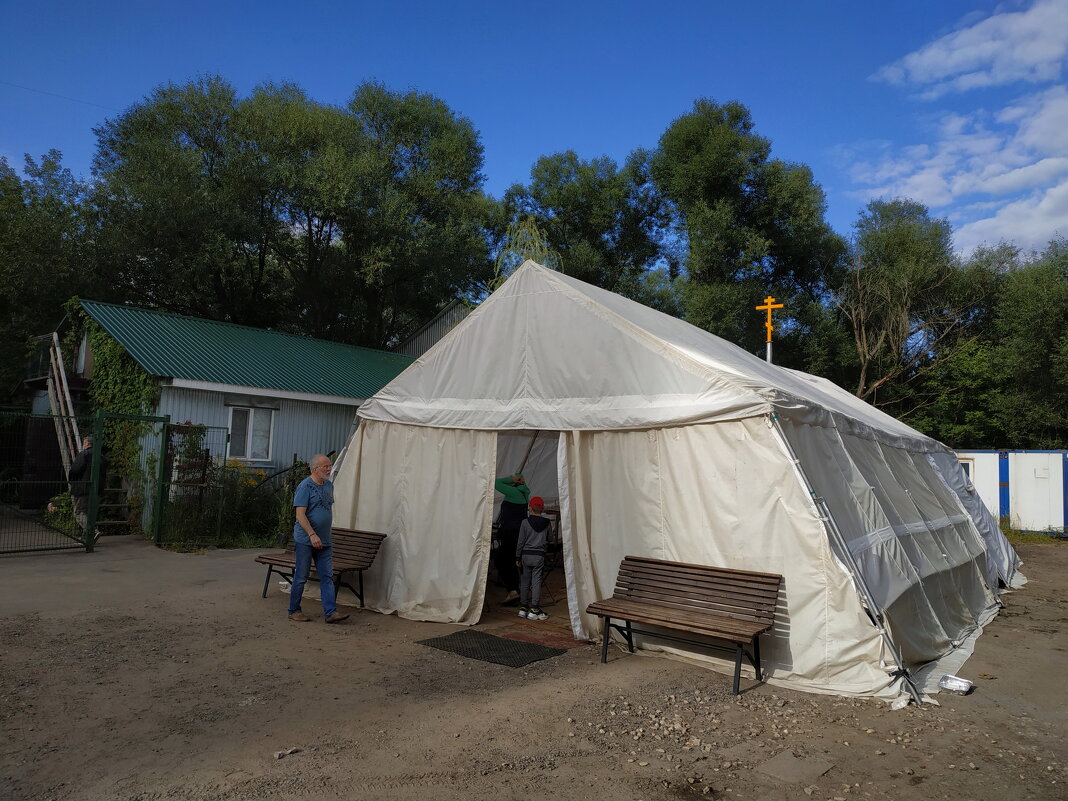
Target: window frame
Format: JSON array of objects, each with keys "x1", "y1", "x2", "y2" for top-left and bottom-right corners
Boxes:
[{"x1": 227, "y1": 405, "x2": 275, "y2": 462}]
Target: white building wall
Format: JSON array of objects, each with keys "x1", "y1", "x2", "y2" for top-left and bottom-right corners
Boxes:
[{"x1": 156, "y1": 386, "x2": 359, "y2": 473}]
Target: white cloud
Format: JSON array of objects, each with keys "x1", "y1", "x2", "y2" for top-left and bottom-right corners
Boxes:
[
  {"x1": 845, "y1": 3, "x2": 1068, "y2": 252},
  {"x1": 954, "y1": 181, "x2": 1068, "y2": 252},
  {"x1": 872, "y1": 0, "x2": 1068, "y2": 99}
]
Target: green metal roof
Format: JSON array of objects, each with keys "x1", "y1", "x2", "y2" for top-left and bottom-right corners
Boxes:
[{"x1": 80, "y1": 300, "x2": 414, "y2": 400}]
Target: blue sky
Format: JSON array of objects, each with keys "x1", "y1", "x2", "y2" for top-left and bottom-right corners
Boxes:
[{"x1": 2, "y1": 0, "x2": 1065, "y2": 254}]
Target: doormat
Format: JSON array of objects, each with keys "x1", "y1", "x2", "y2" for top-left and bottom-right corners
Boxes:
[{"x1": 418, "y1": 629, "x2": 566, "y2": 668}]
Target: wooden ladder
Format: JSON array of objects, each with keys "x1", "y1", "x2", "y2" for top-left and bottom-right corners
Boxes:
[{"x1": 44, "y1": 332, "x2": 81, "y2": 475}]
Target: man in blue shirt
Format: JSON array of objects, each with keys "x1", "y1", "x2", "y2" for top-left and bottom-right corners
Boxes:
[{"x1": 288, "y1": 454, "x2": 349, "y2": 623}]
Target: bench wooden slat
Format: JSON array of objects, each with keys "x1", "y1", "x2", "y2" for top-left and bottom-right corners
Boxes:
[
  {"x1": 586, "y1": 600, "x2": 769, "y2": 639},
  {"x1": 586, "y1": 556, "x2": 783, "y2": 695},
  {"x1": 618, "y1": 562, "x2": 781, "y2": 593},
  {"x1": 615, "y1": 572, "x2": 779, "y2": 606},
  {"x1": 624, "y1": 555, "x2": 782, "y2": 582}
]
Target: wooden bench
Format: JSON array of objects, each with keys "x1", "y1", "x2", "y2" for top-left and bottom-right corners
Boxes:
[
  {"x1": 255, "y1": 527, "x2": 387, "y2": 607},
  {"x1": 586, "y1": 556, "x2": 782, "y2": 694}
]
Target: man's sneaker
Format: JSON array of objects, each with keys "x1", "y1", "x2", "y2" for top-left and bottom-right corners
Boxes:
[
  {"x1": 517, "y1": 606, "x2": 529, "y2": 618},
  {"x1": 324, "y1": 611, "x2": 350, "y2": 624},
  {"x1": 529, "y1": 607, "x2": 548, "y2": 621},
  {"x1": 288, "y1": 611, "x2": 311, "y2": 622}
]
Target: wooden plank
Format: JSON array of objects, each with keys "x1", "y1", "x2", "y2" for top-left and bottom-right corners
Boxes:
[
  {"x1": 586, "y1": 601, "x2": 769, "y2": 640},
  {"x1": 617, "y1": 576, "x2": 779, "y2": 604},
  {"x1": 619, "y1": 562, "x2": 781, "y2": 593},
  {"x1": 589, "y1": 598, "x2": 771, "y2": 635},
  {"x1": 623, "y1": 555, "x2": 781, "y2": 582}
]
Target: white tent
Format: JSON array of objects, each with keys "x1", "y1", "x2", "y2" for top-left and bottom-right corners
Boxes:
[{"x1": 333, "y1": 261, "x2": 1022, "y2": 700}]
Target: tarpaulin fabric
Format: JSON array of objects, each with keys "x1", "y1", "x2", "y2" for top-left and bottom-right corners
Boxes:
[{"x1": 334, "y1": 261, "x2": 1021, "y2": 699}]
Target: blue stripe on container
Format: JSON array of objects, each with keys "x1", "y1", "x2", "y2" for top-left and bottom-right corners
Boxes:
[{"x1": 998, "y1": 452, "x2": 1010, "y2": 520}]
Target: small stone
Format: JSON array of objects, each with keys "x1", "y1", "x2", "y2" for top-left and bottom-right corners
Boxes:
[{"x1": 638, "y1": 761, "x2": 649, "y2": 767}]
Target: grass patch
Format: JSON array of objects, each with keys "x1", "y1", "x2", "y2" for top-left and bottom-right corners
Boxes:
[{"x1": 1000, "y1": 517, "x2": 1067, "y2": 545}]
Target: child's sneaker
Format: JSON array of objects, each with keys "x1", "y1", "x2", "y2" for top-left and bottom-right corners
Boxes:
[
  {"x1": 529, "y1": 607, "x2": 548, "y2": 621},
  {"x1": 517, "y1": 605, "x2": 528, "y2": 618}
]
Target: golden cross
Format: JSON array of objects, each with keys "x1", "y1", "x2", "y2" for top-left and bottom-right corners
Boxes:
[{"x1": 755, "y1": 295, "x2": 784, "y2": 344}]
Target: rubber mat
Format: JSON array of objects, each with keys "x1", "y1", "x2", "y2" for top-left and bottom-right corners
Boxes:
[{"x1": 418, "y1": 628, "x2": 566, "y2": 668}]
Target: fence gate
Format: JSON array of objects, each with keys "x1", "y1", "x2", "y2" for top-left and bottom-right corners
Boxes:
[
  {"x1": 0, "y1": 410, "x2": 172, "y2": 555},
  {"x1": 0, "y1": 411, "x2": 90, "y2": 554},
  {"x1": 155, "y1": 422, "x2": 231, "y2": 547}
]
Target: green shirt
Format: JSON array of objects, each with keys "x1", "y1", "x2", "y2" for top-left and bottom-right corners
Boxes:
[{"x1": 494, "y1": 476, "x2": 531, "y2": 505}]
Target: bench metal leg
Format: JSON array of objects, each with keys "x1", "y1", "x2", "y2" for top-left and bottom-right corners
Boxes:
[
  {"x1": 624, "y1": 620, "x2": 635, "y2": 653},
  {"x1": 600, "y1": 617, "x2": 612, "y2": 663},
  {"x1": 358, "y1": 570, "x2": 365, "y2": 608},
  {"x1": 753, "y1": 636, "x2": 762, "y2": 682},
  {"x1": 733, "y1": 644, "x2": 743, "y2": 695},
  {"x1": 261, "y1": 566, "x2": 274, "y2": 598}
]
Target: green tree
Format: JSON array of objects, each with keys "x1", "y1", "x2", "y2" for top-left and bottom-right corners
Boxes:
[
  {"x1": 91, "y1": 76, "x2": 291, "y2": 326},
  {"x1": 649, "y1": 99, "x2": 847, "y2": 354},
  {"x1": 0, "y1": 152, "x2": 99, "y2": 396},
  {"x1": 503, "y1": 149, "x2": 669, "y2": 296},
  {"x1": 490, "y1": 215, "x2": 559, "y2": 290},
  {"x1": 326, "y1": 82, "x2": 494, "y2": 346},
  {"x1": 90, "y1": 77, "x2": 494, "y2": 348},
  {"x1": 835, "y1": 199, "x2": 994, "y2": 414},
  {"x1": 989, "y1": 238, "x2": 1068, "y2": 447}
]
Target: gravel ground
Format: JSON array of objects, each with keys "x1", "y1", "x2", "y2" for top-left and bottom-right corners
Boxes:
[{"x1": 1, "y1": 538, "x2": 1064, "y2": 801}]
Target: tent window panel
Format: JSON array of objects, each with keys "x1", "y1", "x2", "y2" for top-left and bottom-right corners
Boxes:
[{"x1": 229, "y1": 407, "x2": 273, "y2": 461}]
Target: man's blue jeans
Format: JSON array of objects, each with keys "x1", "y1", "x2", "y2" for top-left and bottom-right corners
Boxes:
[{"x1": 288, "y1": 542, "x2": 337, "y2": 619}]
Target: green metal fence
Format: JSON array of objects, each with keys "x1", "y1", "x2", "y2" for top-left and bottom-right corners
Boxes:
[
  {"x1": 154, "y1": 423, "x2": 304, "y2": 549},
  {"x1": 0, "y1": 409, "x2": 169, "y2": 554},
  {"x1": 0, "y1": 410, "x2": 305, "y2": 555},
  {"x1": 0, "y1": 411, "x2": 90, "y2": 554}
]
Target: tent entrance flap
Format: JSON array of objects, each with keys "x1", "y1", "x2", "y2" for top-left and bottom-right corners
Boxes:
[{"x1": 495, "y1": 430, "x2": 560, "y2": 512}]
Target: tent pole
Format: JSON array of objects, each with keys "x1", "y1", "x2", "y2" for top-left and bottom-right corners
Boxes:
[
  {"x1": 516, "y1": 429, "x2": 540, "y2": 474},
  {"x1": 768, "y1": 415, "x2": 923, "y2": 705}
]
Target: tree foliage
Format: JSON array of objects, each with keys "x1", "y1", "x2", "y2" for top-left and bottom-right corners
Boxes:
[
  {"x1": 90, "y1": 77, "x2": 493, "y2": 347},
  {"x1": 835, "y1": 198, "x2": 995, "y2": 412},
  {"x1": 1, "y1": 79, "x2": 1064, "y2": 448},
  {"x1": 0, "y1": 152, "x2": 101, "y2": 393},
  {"x1": 648, "y1": 99, "x2": 847, "y2": 356}
]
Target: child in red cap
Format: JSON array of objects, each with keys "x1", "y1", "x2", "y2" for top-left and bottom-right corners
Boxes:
[{"x1": 515, "y1": 496, "x2": 553, "y2": 620}]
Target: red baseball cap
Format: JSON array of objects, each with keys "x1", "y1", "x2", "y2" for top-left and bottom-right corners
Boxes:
[{"x1": 529, "y1": 496, "x2": 545, "y2": 510}]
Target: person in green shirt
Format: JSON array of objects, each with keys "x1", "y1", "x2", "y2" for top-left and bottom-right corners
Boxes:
[{"x1": 493, "y1": 472, "x2": 530, "y2": 604}]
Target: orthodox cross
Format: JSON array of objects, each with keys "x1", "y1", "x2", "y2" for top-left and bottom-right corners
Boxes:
[{"x1": 755, "y1": 295, "x2": 784, "y2": 364}]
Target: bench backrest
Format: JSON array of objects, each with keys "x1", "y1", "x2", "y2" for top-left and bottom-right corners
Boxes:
[
  {"x1": 612, "y1": 556, "x2": 781, "y2": 628},
  {"x1": 283, "y1": 528, "x2": 387, "y2": 570}
]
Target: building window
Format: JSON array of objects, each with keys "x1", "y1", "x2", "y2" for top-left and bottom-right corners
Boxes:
[{"x1": 229, "y1": 407, "x2": 273, "y2": 461}]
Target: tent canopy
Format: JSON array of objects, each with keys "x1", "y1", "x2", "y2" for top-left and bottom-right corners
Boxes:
[
  {"x1": 337, "y1": 261, "x2": 1021, "y2": 700},
  {"x1": 360, "y1": 261, "x2": 935, "y2": 450}
]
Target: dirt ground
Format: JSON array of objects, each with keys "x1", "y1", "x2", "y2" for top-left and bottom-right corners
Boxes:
[{"x1": 1, "y1": 537, "x2": 1064, "y2": 801}]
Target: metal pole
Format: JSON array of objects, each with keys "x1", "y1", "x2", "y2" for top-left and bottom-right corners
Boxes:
[
  {"x1": 86, "y1": 411, "x2": 104, "y2": 553},
  {"x1": 153, "y1": 418, "x2": 171, "y2": 544},
  {"x1": 765, "y1": 341, "x2": 772, "y2": 364}
]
